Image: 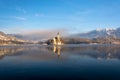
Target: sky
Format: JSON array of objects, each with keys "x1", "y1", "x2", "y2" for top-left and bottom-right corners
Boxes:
[{"x1": 0, "y1": 0, "x2": 120, "y2": 34}]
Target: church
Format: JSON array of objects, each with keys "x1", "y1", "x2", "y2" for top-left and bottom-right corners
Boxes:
[{"x1": 52, "y1": 32, "x2": 64, "y2": 45}]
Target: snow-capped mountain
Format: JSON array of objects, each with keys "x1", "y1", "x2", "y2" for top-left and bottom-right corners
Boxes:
[
  {"x1": 0, "y1": 31, "x2": 29, "y2": 44},
  {"x1": 0, "y1": 31, "x2": 15, "y2": 41},
  {"x1": 76, "y1": 28, "x2": 120, "y2": 39}
]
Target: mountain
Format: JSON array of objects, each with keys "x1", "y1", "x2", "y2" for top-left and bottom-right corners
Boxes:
[
  {"x1": 76, "y1": 28, "x2": 120, "y2": 39},
  {"x1": 0, "y1": 31, "x2": 30, "y2": 45}
]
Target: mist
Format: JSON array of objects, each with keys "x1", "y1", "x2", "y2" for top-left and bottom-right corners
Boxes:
[{"x1": 12, "y1": 28, "x2": 70, "y2": 41}]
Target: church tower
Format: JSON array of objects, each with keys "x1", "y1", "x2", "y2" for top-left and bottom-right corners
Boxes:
[
  {"x1": 57, "y1": 32, "x2": 60, "y2": 43},
  {"x1": 52, "y1": 32, "x2": 63, "y2": 45}
]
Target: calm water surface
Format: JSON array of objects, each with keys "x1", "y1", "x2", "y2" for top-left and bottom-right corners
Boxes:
[{"x1": 0, "y1": 44, "x2": 120, "y2": 80}]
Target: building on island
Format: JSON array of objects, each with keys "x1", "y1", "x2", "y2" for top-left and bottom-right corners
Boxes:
[
  {"x1": 52, "y1": 32, "x2": 64, "y2": 45},
  {"x1": 46, "y1": 32, "x2": 64, "y2": 45}
]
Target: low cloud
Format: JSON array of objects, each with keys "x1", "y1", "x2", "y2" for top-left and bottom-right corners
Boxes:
[
  {"x1": 15, "y1": 28, "x2": 70, "y2": 41},
  {"x1": 13, "y1": 16, "x2": 27, "y2": 21}
]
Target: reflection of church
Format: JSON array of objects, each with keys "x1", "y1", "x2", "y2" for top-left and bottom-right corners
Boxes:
[
  {"x1": 53, "y1": 45, "x2": 61, "y2": 58},
  {"x1": 52, "y1": 32, "x2": 64, "y2": 45}
]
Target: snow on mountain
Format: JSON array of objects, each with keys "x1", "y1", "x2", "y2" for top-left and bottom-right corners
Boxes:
[
  {"x1": 76, "y1": 28, "x2": 120, "y2": 39},
  {"x1": 0, "y1": 31, "x2": 28, "y2": 43}
]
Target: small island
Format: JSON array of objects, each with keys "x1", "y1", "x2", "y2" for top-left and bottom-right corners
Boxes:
[{"x1": 46, "y1": 32, "x2": 64, "y2": 45}]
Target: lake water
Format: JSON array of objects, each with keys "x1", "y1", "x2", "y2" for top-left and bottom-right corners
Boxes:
[{"x1": 0, "y1": 44, "x2": 120, "y2": 80}]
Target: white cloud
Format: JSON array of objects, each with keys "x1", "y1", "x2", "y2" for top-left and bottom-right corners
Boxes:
[
  {"x1": 34, "y1": 13, "x2": 66, "y2": 19},
  {"x1": 13, "y1": 16, "x2": 27, "y2": 21},
  {"x1": 35, "y1": 13, "x2": 44, "y2": 17},
  {"x1": 75, "y1": 10, "x2": 92, "y2": 16},
  {"x1": 34, "y1": 12, "x2": 85, "y2": 21},
  {"x1": 1, "y1": 26, "x2": 26, "y2": 34},
  {"x1": 16, "y1": 7, "x2": 26, "y2": 14}
]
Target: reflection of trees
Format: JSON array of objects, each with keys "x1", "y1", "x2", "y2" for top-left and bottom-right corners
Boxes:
[
  {"x1": 0, "y1": 47, "x2": 27, "y2": 59},
  {"x1": 47, "y1": 45, "x2": 120, "y2": 60}
]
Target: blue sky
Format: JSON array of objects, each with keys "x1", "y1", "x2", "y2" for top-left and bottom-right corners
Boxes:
[{"x1": 0, "y1": 0, "x2": 120, "y2": 34}]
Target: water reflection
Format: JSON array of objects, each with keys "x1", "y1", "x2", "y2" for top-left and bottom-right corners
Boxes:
[
  {"x1": 52, "y1": 45, "x2": 61, "y2": 58},
  {"x1": 47, "y1": 44, "x2": 120, "y2": 60},
  {"x1": 0, "y1": 44, "x2": 120, "y2": 60},
  {"x1": 0, "y1": 45, "x2": 120, "y2": 80},
  {"x1": 0, "y1": 46, "x2": 28, "y2": 59}
]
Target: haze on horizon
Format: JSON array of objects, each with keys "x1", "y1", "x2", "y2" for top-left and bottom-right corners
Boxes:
[{"x1": 0, "y1": 0, "x2": 120, "y2": 34}]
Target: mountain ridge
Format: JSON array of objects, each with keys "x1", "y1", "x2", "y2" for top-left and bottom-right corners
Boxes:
[
  {"x1": 0, "y1": 31, "x2": 31, "y2": 45},
  {"x1": 75, "y1": 27, "x2": 120, "y2": 39}
]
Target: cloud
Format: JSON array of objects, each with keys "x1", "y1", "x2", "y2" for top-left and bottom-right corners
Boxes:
[
  {"x1": 75, "y1": 10, "x2": 92, "y2": 16},
  {"x1": 13, "y1": 16, "x2": 27, "y2": 21},
  {"x1": 34, "y1": 12, "x2": 85, "y2": 21},
  {"x1": 35, "y1": 13, "x2": 44, "y2": 17},
  {"x1": 34, "y1": 13, "x2": 66, "y2": 19},
  {"x1": 16, "y1": 28, "x2": 70, "y2": 41},
  {"x1": 2, "y1": 26, "x2": 26, "y2": 34},
  {"x1": 16, "y1": 7, "x2": 26, "y2": 14}
]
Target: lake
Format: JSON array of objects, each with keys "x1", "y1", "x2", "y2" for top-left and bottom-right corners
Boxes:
[{"x1": 0, "y1": 44, "x2": 120, "y2": 80}]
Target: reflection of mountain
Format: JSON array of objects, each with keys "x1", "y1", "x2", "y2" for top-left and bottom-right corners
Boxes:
[
  {"x1": 47, "y1": 45, "x2": 120, "y2": 60},
  {"x1": 1, "y1": 45, "x2": 120, "y2": 60},
  {"x1": 0, "y1": 45, "x2": 59, "y2": 60},
  {"x1": 0, "y1": 47, "x2": 28, "y2": 59}
]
